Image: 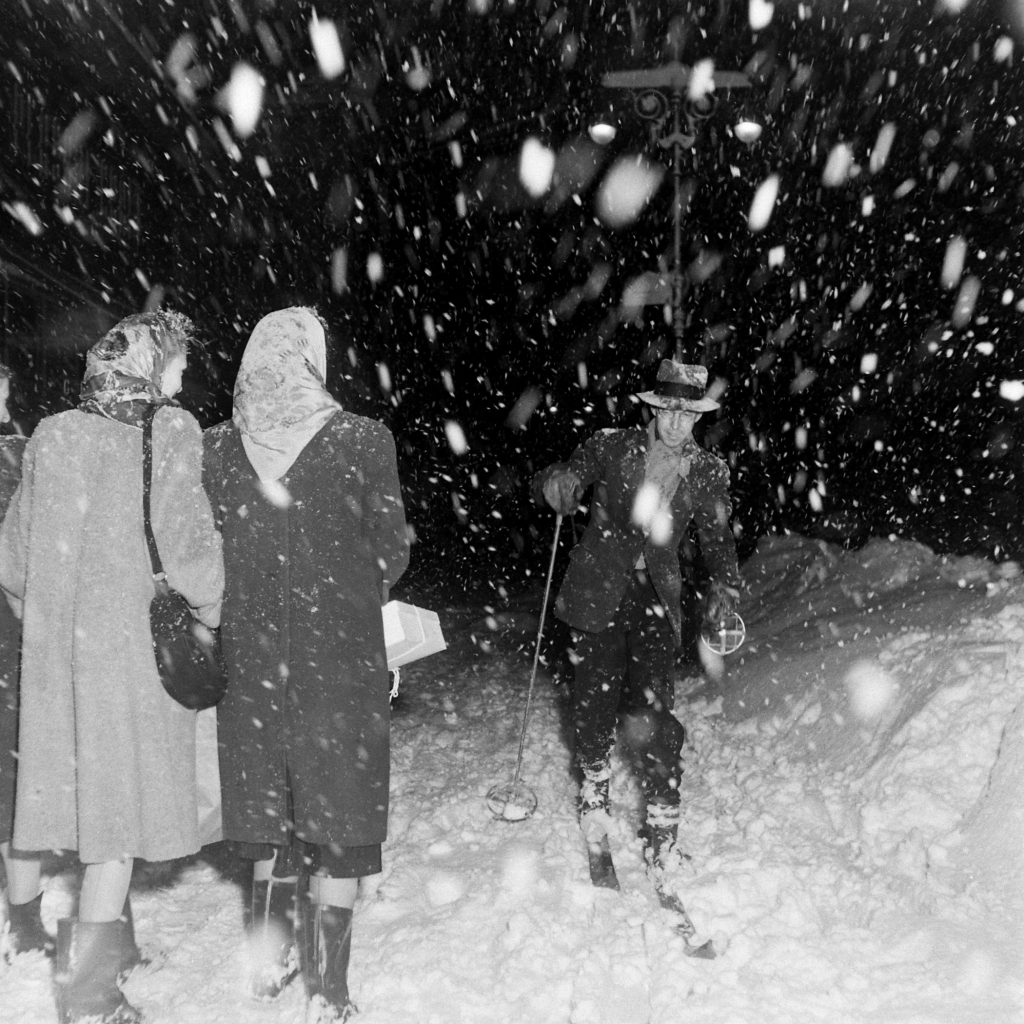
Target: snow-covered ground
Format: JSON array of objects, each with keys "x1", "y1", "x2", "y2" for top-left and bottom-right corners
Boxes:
[{"x1": 1, "y1": 532, "x2": 1022, "y2": 1023}]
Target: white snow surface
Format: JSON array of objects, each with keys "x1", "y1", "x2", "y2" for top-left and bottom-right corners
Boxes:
[{"x1": 2, "y1": 532, "x2": 1022, "y2": 1023}]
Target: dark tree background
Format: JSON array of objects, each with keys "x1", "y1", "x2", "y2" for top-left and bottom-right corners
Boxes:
[{"x1": 2, "y1": 0, "x2": 1023, "y2": 598}]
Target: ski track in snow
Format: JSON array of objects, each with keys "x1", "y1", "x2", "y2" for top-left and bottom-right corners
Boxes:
[{"x1": 1, "y1": 535, "x2": 1022, "y2": 1023}]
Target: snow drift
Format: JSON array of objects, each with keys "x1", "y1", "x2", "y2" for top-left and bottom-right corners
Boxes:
[
  {"x1": 701, "y1": 533, "x2": 1024, "y2": 1023},
  {"x1": 0, "y1": 532, "x2": 1021, "y2": 1024}
]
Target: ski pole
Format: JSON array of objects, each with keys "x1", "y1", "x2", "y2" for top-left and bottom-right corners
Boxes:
[{"x1": 509, "y1": 512, "x2": 563, "y2": 792}]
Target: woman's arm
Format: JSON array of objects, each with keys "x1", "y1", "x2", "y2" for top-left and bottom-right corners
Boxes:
[
  {"x1": 152, "y1": 408, "x2": 225, "y2": 627},
  {"x1": 201, "y1": 427, "x2": 227, "y2": 534},
  {"x1": 363, "y1": 422, "x2": 410, "y2": 603}
]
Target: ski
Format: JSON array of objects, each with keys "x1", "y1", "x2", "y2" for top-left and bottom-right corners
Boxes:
[
  {"x1": 586, "y1": 833, "x2": 620, "y2": 890},
  {"x1": 584, "y1": 832, "x2": 715, "y2": 959},
  {"x1": 651, "y1": 877, "x2": 716, "y2": 959}
]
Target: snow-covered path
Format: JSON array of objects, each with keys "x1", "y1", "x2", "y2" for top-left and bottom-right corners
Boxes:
[{"x1": 1, "y1": 534, "x2": 1021, "y2": 1023}]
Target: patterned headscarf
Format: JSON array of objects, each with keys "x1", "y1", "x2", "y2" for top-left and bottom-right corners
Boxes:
[
  {"x1": 232, "y1": 307, "x2": 342, "y2": 482},
  {"x1": 79, "y1": 310, "x2": 193, "y2": 423}
]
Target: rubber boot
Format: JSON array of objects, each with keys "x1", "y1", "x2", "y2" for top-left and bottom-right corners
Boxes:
[
  {"x1": 298, "y1": 896, "x2": 356, "y2": 1023},
  {"x1": 117, "y1": 897, "x2": 144, "y2": 980},
  {"x1": 5, "y1": 891, "x2": 55, "y2": 958},
  {"x1": 247, "y1": 876, "x2": 299, "y2": 1000},
  {"x1": 54, "y1": 919, "x2": 142, "y2": 1024}
]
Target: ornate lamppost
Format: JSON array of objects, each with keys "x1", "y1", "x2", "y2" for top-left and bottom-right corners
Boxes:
[{"x1": 599, "y1": 61, "x2": 759, "y2": 362}]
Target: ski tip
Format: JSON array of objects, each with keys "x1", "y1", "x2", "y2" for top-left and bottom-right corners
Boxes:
[
  {"x1": 683, "y1": 938, "x2": 717, "y2": 960},
  {"x1": 586, "y1": 834, "x2": 621, "y2": 891},
  {"x1": 591, "y1": 871, "x2": 621, "y2": 891}
]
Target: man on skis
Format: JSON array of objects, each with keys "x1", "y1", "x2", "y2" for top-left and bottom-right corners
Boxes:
[{"x1": 535, "y1": 359, "x2": 741, "y2": 876}]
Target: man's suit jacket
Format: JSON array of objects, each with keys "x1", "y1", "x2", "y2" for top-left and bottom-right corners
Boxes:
[{"x1": 538, "y1": 426, "x2": 739, "y2": 644}]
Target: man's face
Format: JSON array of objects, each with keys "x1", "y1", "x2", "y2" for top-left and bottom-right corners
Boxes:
[{"x1": 655, "y1": 407, "x2": 700, "y2": 448}]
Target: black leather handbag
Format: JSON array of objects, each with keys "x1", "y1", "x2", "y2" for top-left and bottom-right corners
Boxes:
[{"x1": 142, "y1": 406, "x2": 227, "y2": 711}]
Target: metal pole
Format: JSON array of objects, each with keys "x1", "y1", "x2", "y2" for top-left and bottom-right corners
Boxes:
[
  {"x1": 601, "y1": 62, "x2": 753, "y2": 365},
  {"x1": 671, "y1": 88, "x2": 685, "y2": 361},
  {"x1": 509, "y1": 513, "x2": 563, "y2": 790},
  {"x1": 1, "y1": 266, "x2": 8, "y2": 367}
]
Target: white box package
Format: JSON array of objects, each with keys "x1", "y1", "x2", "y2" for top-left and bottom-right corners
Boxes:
[{"x1": 383, "y1": 600, "x2": 447, "y2": 669}]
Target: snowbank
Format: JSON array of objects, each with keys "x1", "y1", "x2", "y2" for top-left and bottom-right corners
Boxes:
[
  {"x1": 698, "y1": 533, "x2": 1024, "y2": 1020},
  {"x1": 1, "y1": 532, "x2": 1021, "y2": 1024},
  {"x1": 954, "y1": 695, "x2": 1024, "y2": 960}
]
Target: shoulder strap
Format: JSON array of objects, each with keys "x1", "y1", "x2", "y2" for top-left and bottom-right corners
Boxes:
[{"x1": 141, "y1": 405, "x2": 166, "y2": 580}]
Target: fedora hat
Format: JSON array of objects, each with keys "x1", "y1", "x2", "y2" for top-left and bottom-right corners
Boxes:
[{"x1": 636, "y1": 359, "x2": 719, "y2": 412}]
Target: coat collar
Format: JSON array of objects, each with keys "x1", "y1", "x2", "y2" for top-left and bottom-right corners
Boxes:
[
  {"x1": 621, "y1": 427, "x2": 650, "y2": 491},
  {"x1": 622, "y1": 423, "x2": 708, "y2": 507},
  {"x1": 624, "y1": 422, "x2": 704, "y2": 466}
]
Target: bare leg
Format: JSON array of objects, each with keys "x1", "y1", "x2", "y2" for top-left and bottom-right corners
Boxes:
[
  {"x1": 78, "y1": 859, "x2": 134, "y2": 924},
  {"x1": 1, "y1": 840, "x2": 52, "y2": 956},
  {"x1": 0, "y1": 840, "x2": 43, "y2": 905},
  {"x1": 308, "y1": 875, "x2": 357, "y2": 910},
  {"x1": 253, "y1": 852, "x2": 297, "y2": 884}
]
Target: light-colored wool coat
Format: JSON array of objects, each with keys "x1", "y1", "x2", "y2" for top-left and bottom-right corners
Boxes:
[{"x1": 0, "y1": 407, "x2": 224, "y2": 863}]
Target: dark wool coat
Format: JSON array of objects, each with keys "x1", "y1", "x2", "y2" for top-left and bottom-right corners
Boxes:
[
  {"x1": 203, "y1": 413, "x2": 409, "y2": 850},
  {"x1": 0, "y1": 436, "x2": 26, "y2": 842},
  {"x1": 0, "y1": 409, "x2": 224, "y2": 862},
  {"x1": 542, "y1": 426, "x2": 740, "y2": 644}
]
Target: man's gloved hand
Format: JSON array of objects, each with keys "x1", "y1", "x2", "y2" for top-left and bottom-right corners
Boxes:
[
  {"x1": 542, "y1": 469, "x2": 582, "y2": 516},
  {"x1": 703, "y1": 581, "x2": 740, "y2": 626}
]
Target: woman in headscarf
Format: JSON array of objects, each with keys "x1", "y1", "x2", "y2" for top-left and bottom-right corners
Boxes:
[
  {"x1": 0, "y1": 312, "x2": 224, "y2": 1023},
  {"x1": 204, "y1": 307, "x2": 409, "y2": 1024}
]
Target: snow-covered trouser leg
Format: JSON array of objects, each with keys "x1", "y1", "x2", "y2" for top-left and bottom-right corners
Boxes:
[
  {"x1": 571, "y1": 612, "x2": 621, "y2": 844},
  {"x1": 620, "y1": 705, "x2": 686, "y2": 806},
  {"x1": 578, "y1": 760, "x2": 613, "y2": 842},
  {"x1": 622, "y1": 704, "x2": 685, "y2": 867},
  {"x1": 640, "y1": 799, "x2": 682, "y2": 870},
  {"x1": 618, "y1": 569, "x2": 685, "y2": 808},
  {"x1": 571, "y1": 621, "x2": 626, "y2": 775}
]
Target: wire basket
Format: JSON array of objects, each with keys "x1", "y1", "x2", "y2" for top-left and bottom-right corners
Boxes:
[
  {"x1": 699, "y1": 611, "x2": 746, "y2": 655},
  {"x1": 485, "y1": 780, "x2": 538, "y2": 822}
]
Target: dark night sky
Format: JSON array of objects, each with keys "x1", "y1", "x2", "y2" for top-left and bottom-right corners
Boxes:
[{"x1": 2, "y1": 0, "x2": 1024, "y2": 595}]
